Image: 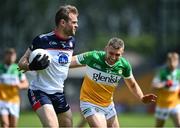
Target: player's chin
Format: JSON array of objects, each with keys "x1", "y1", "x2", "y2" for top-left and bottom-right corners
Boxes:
[
  {"x1": 72, "y1": 30, "x2": 76, "y2": 35},
  {"x1": 108, "y1": 60, "x2": 116, "y2": 65}
]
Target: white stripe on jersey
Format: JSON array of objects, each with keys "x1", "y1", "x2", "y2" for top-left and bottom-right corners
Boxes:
[{"x1": 39, "y1": 31, "x2": 54, "y2": 38}]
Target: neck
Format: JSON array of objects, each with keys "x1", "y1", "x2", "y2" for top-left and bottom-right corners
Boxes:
[{"x1": 54, "y1": 28, "x2": 69, "y2": 40}]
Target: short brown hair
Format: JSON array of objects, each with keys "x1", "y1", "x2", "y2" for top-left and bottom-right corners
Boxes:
[
  {"x1": 5, "y1": 48, "x2": 16, "y2": 54},
  {"x1": 107, "y1": 37, "x2": 124, "y2": 49},
  {"x1": 55, "y1": 5, "x2": 78, "y2": 26}
]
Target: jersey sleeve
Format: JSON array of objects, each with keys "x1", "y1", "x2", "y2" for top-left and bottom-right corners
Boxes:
[
  {"x1": 18, "y1": 72, "x2": 26, "y2": 81},
  {"x1": 152, "y1": 70, "x2": 162, "y2": 85},
  {"x1": 122, "y1": 60, "x2": 133, "y2": 79},
  {"x1": 29, "y1": 36, "x2": 42, "y2": 51},
  {"x1": 76, "y1": 51, "x2": 94, "y2": 65}
]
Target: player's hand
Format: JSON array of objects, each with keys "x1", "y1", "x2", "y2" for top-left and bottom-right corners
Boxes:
[
  {"x1": 165, "y1": 80, "x2": 173, "y2": 88},
  {"x1": 29, "y1": 54, "x2": 50, "y2": 70},
  {"x1": 141, "y1": 93, "x2": 157, "y2": 104}
]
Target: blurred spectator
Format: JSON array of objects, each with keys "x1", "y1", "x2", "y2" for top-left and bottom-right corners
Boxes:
[
  {"x1": 152, "y1": 52, "x2": 180, "y2": 127},
  {"x1": 0, "y1": 48, "x2": 28, "y2": 127}
]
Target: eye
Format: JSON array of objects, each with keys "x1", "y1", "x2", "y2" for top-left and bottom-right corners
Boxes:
[
  {"x1": 109, "y1": 52, "x2": 114, "y2": 56},
  {"x1": 115, "y1": 54, "x2": 121, "y2": 57}
]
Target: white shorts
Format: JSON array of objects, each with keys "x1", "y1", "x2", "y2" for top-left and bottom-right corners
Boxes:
[
  {"x1": 0, "y1": 101, "x2": 20, "y2": 118},
  {"x1": 80, "y1": 101, "x2": 117, "y2": 120},
  {"x1": 155, "y1": 104, "x2": 180, "y2": 120}
]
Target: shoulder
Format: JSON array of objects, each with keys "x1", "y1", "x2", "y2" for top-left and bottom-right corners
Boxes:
[
  {"x1": 34, "y1": 31, "x2": 55, "y2": 42},
  {"x1": 10, "y1": 63, "x2": 19, "y2": 69},
  {"x1": 158, "y1": 66, "x2": 167, "y2": 73},
  {"x1": 118, "y1": 57, "x2": 131, "y2": 67},
  {"x1": 76, "y1": 50, "x2": 104, "y2": 64},
  {"x1": 176, "y1": 68, "x2": 180, "y2": 75},
  {"x1": 0, "y1": 63, "x2": 4, "y2": 68},
  {"x1": 82, "y1": 50, "x2": 104, "y2": 58}
]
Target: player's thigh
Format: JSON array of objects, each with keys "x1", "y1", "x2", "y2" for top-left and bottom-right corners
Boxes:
[
  {"x1": 49, "y1": 92, "x2": 72, "y2": 127},
  {"x1": 170, "y1": 105, "x2": 180, "y2": 127},
  {"x1": 57, "y1": 109, "x2": 72, "y2": 127},
  {"x1": 171, "y1": 112, "x2": 180, "y2": 127},
  {"x1": 36, "y1": 104, "x2": 59, "y2": 127},
  {"x1": 155, "y1": 106, "x2": 170, "y2": 120},
  {"x1": 8, "y1": 103, "x2": 19, "y2": 127},
  {"x1": 154, "y1": 106, "x2": 168, "y2": 127},
  {"x1": 107, "y1": 115, "x2": 119, "y2": 128},
  {"x1": 86, "y1": 113, "x2": 107, "y2": 128}
]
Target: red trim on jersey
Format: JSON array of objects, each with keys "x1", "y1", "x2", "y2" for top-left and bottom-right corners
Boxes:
[
  {"x1": 46, "y1": 48, "x2": 73, "y2": 51},
  {"x1": 54, "y1": 30, "x2": 69, "y2": 41},
  {"x1": 32, "y1": 101, "x2": 41, "y2": 111}
]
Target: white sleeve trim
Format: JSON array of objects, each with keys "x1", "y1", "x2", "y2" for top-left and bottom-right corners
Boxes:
[
  {"x1": 75, "y1": 56, "x2": 82, "y2": 65},
  {"x1": 123, "y1": 73, "x2": 133, "y2": 79}
]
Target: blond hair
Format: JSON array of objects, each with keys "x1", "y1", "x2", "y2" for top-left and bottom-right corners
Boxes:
[
  {"x1": 107, "y1": 37, "x2": 124, "y2": 49},
  {"x1": 167, "y1": 52, "x2": 179, "y2": 60}
]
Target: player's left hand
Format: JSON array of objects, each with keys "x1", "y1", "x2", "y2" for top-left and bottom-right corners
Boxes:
[{"x1": 141, "y1": 93, "x2": 157, "y2": 104}]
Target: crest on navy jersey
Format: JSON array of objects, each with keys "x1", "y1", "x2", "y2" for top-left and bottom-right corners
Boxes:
[{"x1": 58, "y1": 52, "x2": 69, "y2": 65}]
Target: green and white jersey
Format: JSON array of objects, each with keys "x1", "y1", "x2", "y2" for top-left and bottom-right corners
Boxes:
[
  {"x1": 152, "y1": 66, "x2": 180, "y2": 108},
  {"x1": 0, "y1": 63, "x2": 26, "y2": 103},
  {"x1": 76, "y1": 51, "x2": 132, "y2": 107}
]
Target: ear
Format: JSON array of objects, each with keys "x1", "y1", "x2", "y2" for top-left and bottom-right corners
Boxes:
[
  {"x1": 104, "y1": 46, "x2": 108, "y2": 51},
  {"x1": 60, "y1": 19, "x2": 66, "y2": 27}
]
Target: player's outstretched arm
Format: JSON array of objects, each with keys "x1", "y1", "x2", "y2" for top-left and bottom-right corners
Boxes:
[
  {"x1": 70, "y1": 56, "x2": 85, "y2": 68},
  {"x1": 124, "y1": 75, "x2": 157, "y2": 104}
]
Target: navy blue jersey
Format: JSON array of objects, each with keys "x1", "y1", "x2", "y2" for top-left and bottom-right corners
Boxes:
[
  {"x1": 29, "y1": 31, "x2": 76, "y2": 94},
  {"x1": 29, "y1": 31, "x2": 75, "y2": 51}
]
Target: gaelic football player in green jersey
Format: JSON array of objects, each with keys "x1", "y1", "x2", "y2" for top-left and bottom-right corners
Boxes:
[
  {"x1": 152, "y1": 52, "x2": 180, "y2": 127},
  {"x1": 0, "y1": 48, "x2": 28, "y2": 127},
  {"x1": 70, "y1": 37, "x2": 157, "y2": 127}
]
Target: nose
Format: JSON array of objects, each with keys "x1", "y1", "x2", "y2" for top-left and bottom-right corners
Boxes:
[
  {"x1": 76, "y1": 24, "x2": 78, "y2": 28},
  {"x1": 75, "y1": 22, "x2": 78, "y2": 28},
  {"x1": 110, "y1": 55, "x2": 116, "y2": 60}
]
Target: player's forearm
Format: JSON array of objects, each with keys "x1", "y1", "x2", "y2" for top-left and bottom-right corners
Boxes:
[
  {"x1": 124, "y1": 77, "x2": 144, "y2": 100},
  {"x1": 18, "y1": 49, "x2": 31, "y2": 71},
  {"x1": 18, "y1": 57, "x2": 30, "y2": 71},
  {"x1": 129, "y1": 83, "x2": 144, "y2": 100}
]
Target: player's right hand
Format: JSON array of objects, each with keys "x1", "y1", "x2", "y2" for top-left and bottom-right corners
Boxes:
[
  {"x1": 141, "y1": 93, "x2": 157, "y2": 104},
  {"x1": 165, "y1": 80, "x2": 173, "y2": 88},
  {"x1": 29, "y1": 54, "x2": 50, "y2": 70}
]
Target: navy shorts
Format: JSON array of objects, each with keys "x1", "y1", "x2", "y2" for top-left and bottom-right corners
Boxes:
[{"x1": 28, "y1": 89, "x2": 70, "y2": 114}]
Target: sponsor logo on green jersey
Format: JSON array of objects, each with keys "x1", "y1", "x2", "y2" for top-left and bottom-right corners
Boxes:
[{"x1": 92, "y1": 72, "x2": 120, "y2": 83}]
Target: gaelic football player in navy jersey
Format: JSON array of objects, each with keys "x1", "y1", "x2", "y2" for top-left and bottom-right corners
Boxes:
[{"x1": 18, "y1": 5, "x2": 78, "y2": 127}]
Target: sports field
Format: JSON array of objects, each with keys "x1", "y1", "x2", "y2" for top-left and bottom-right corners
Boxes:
[{"x1": 18, "y1": 111, "x2": 174, "y2": 127}]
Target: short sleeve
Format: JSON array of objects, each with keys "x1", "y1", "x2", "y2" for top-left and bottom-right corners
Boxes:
[
  {"x1": 76, "y1": 51, "x2": 94, "y2": 65},
  {"x1": 122, "y1": 61, "x2": 133, "y2": 79},
  {"x1": 29, "y1": 36, "x2": 41, "y2": 51},
  {"x1": 152, "y1": 70, "x2": 162, "y2": 84},
  {"x1": 19, "y1": 72, "x2": 26, "y2": 81}
]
